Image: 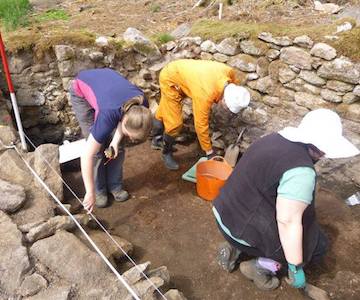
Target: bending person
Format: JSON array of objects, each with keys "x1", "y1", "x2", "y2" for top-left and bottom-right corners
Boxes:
[
  {"x1": 152, "y1": 59, "x2": 250, "y2": 170},
  {"x1": 213, "y1": 109, "x2": 359, "y2": 291},
  {"x1": 70, "y1": 68, "x2": 152, "y2": 212}
]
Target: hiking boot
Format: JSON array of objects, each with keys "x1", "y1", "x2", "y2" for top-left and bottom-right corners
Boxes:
[
  {"x1": 162, "y1": 153, "x2": 179, "y2": 170},
  {"x1": 111, "y1": 189, "x2": 129, "y2": 202},
  {"x1": 217, "y1": 242, "x2": 242, "y2": 273},
  {"x1": 95, "y1": 193, "x2": 108, "y2": 208},
  {"x1": 151, "y1": 135, "x2": 163, "y2": 150},
  {"x1": 240, "y1": 259, "x2": 280, "y2": 291},
  {"x1": 162, "y1": 134, "x2": 179, "y2": 170}
]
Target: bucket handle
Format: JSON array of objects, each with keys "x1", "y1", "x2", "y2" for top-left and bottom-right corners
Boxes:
[{"x1": 210, "y1": 156, "x2": 233, "y2": 168}]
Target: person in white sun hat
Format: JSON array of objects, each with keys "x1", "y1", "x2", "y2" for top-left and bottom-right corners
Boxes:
[
  {"x1": 151, "y1": 59, "x2": 250, "y2": 170},
  {"x1": 212, "y1": 108, "x2": 359, "y2": 291}
]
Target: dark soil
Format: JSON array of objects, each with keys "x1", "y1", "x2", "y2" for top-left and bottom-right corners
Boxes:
[{"x1": 63, "y1": 140, "x2": 360, "y2": 300}]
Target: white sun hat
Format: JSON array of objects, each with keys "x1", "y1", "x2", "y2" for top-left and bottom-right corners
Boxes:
[
  {"x1": 278, "y1": 108, "x2": 360, "y2": 159},
  {"x1": 224, "y1": 83, "x2": 250, "y2": 114}
]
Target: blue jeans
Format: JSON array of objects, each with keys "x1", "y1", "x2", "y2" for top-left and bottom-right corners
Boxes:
[{"x1": 70, "y1": 87, "x2": 125, "y2": 195}]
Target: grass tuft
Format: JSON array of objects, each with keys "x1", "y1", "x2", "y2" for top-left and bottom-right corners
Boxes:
[
  {"x1": 35, "y1": 9, "x2": 70, "y2": 22},
  {"x1": 154, "y1": 33, "x2": 174, "y2": 44},
  {"x1": 0, "y1": 0, "x2": 31, "y2": 31}
]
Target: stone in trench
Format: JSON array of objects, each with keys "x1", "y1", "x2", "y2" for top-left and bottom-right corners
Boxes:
[
  {"x1": 258, "y1": 32, "x2": 293, "y2": 47},
  {"x1": 79, "y1": 230, "x2": 133, "y2": 264},
  {"x1": 294, "y1": 92, "x2": 329, "y2": 110},
  {"x1": 179, "y1": 36, "x2": 202, "y2": 46},
  {"x1": 299, "y1": 70, "x2": 326, "y2": 86},
  {"x1": 127, "y1": 277, "x2": 164, "y2": 300},
  {"x1": 317, "y1": 58, "x2": 360, "y2": 84},
  {"x1": 326, "y1": 80, "x2": 354, "y2": 93},
  {"x1": 146, "y1": 266, "x2": 170, "y2": 285},
  {"x1": 320, "y1": 89, "x2": 343, "y2": 103},
  {"x1": 54, "y1": 45, "x2": 75, "y2": 61},
  {"x1": 165, "y1": 289, "x2": 187, "y2": 300},
  {"x1": 280, "y1": 46, "x2": 312, "y2": 70},
  {"x1": 123, "y1": 262, "x2": 151, "y2": 285},
  {"x1": 266, "y1": 49, "x2": 280, "y2": 61},
  {"x1": 170, "y1": 23, "x2": 191, "y2": 39},
  {"x1": 0, "y1": 149, "x2": 33, "y2": 186},
  {"x1": 256, "y1": 57, "x2": 269, "y2": 78},
  {"x1": 241, "y1": 107, "x2": 268, "y2": 126},
  {"x1": 200, "y1": 40, "x2": 217, "y2": 53},
  {"x1": 228, "y1": 54, "x2": 256, "y2": 72},
  {"x1": 310, "y1": 43, "x2": 337, "y2": 61},
  {"x1": 25, "y1": 215, "x2": 87, "y2": 243},
  {"x1": 240, "y1": 40, "x2": 267, "y2": 56},
  {"x1": 19, "y1": 273, "x2": 47, "y2": 297},
  {"x1": 279, "y1": 65, "x2": 297, "y2": 84},
  {"x1": 314, "y1": 1, "x2": 342, "y2": 14},
  {"x1": 89, "y1": 51, "x2": 104, "y2": 61},
  {"x1": 213, "y1": 53, "x2": 228, "y2": 63},
  {"x1": 124, "y1": 28, "x2": 150, "y2": 44},
  {"x1": 34, "y1": 144, "x2": 63, "y2": 202},
  {"x1": 215, "y1": 37, "x2": 240, "y2": 56},
  {"x1": 293, "y1": 35, "x2": 314, "y2": 49},
  {"x1": 247, "y1": 76, "x2": 278, "y2": 94},
  {"x1": 164, "y1": 40, "x2": 177, "y2": 51},
  {"x1": 25, "y1": 285, "x2": 72, "y2": 300},
  {"x1": 0, "y1": 211, "x2": 31, "y2": 295},
  {"x1": 0, "y1": 125, "x2": 17, "y2": 151},
  {"x1": 8, "y1": 52, "x2": 33, "y2": 74},
  {"x1": 342, "y1": 92, "x2": 359, "y2": 104},
  {"x1": 95, "y1": 36, "x2": 109, "y2": 47},
  {"x1": 247, "y1": 73, "x2": 259, "y2": 81},
  {"x1": 0, "y1": 179, "x2": 26, "y2": 213},
  {"x1": 336, "y1": 103, "x2": 360, "y2": 122},
  {"x1": 312, "y1": 57, "x2": 325, "y2": 69},
  {"x1": 57, "y1": 60, "x2": 75, "y2": 77}
]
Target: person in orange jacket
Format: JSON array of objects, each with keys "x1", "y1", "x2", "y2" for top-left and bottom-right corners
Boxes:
[{"x1": 151, "y1": 59, "x2": 251, "y2": 170}]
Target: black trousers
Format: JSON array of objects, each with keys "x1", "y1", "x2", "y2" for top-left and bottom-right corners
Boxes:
[{"x1": 217, "y1": 221, "x2": 328, "y2": 266}]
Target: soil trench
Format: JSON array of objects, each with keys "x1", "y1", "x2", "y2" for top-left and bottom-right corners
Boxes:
[{"x1": 63, "y1": 141, "x2": 360, "y2": 300}]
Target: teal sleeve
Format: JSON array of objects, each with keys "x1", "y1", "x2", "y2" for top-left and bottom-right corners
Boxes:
[{"x1": 277, "y1": 167, "x2": 316, "y2": 205}]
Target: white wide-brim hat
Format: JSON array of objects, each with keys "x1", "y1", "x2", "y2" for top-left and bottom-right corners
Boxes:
[
  {"x1": 278, "y1": 109, "x2": 360, "y2": 159},
  {"x1": 224, "y1": 83, "x2": 250, "y2": 114}
]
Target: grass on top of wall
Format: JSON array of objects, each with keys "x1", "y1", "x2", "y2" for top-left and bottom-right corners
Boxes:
[{"x1": 191, "y1": 18, "x2": 360, "y2": 61}]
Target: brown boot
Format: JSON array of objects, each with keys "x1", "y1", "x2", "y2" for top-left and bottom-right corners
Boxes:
[
  {"x1": 240, "y1": 259, "x2": 280, "y2": 291},
  {"x1": 217, "y1": 242, "x2": 241, "y2": 273}
]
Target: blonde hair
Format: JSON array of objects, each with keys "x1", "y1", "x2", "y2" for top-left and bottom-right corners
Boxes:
[{"x1": 123, "y1": 95, "x2": 152, "y2": 141}]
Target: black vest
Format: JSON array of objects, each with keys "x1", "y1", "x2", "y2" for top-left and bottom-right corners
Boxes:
[{"x1": 214, "y1": 133, "x2": 320, "y2": 263}]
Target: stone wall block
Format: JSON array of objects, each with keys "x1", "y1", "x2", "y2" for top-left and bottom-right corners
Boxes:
[
  {"x1": 8, "y1": 52, "x2": 33, "y2": 74},
  {"x1": 284, "y1": 78, "x2": 307, "y2": 92},
  {"x1": 0, "y1": 179, "x2": 26, "y2": 213},
  {"x1": 353, "y1": 85, "x2": 360, "y2": 97},
  {"x1": 343, "y1": 92, "x2": 359, "y2": 104},
  {"x1": 258, "y1": 32, "x2": 293, "y2": 47},
  {"x1": 326, "y1": 80, "x2": 354, "y2": 93},
  {"x1": 336, "y1": 103, "x2": 360, "y2": 122},
  {"x1": 310, "y1": 43, "x2": 337, "y2": 60},
  {"x1": 302, "y1": 83, "x2": 321, "y2": 95},
  {"x1": 280, "y1": 47, "x2": 312, "y2": 70},
  {"x1": 240, "y1": 40, "x2": 267, "y2": 57},
  {"x1": 256, "y1": 57, "x2": 269, "y2": 77},
  {"x1": 293, "y1": 35, "x2": 314, "y2": 49},
  {"x1": 213, "y1": 53, "x2": 229, "y2": 63},
  {"x1": 57, "y1": 60, "x2": 75, "y2": 77},
  {"x1": 317, "y1": 58, "x2": 360, "y2": 84},
  {"x1": 228, "y1": 54, "x2": 257, "y2": 72},
  {"x1": 247, "y1": 76, "x2": 278, "y2": 94},
  {"x1": 299, "y1": 70, "x2": 326, "y2": 86},
  {"x1": 200, "y1": 40, "x2": 217, "y2": 53},
  {"x1": 294, "y1": 92, "x2": 330, "y2": 110},
  {"x1": 266, "y1": 49, "x2": 280, "y2": 61},
  {"x1": 54, "y1": 45, "x2": 75, "y2": 61},
  {"x1": 215, "y1": 37, "x2": 240, "y2": 56},
  {"x1": 320, "y1": 89, "x2": 343, "y2": 103}
]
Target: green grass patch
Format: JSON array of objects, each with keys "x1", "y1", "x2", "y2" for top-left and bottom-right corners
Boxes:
[
  {"x1": 0, "y1": 0, "x2": 31, "y2": 31},
  {"x1": 332, "y1": 27, "x2": 360, "y2": 61},
  {"x1": 150, "y1": 3, "x2": 161, "y2": 13},
  {"x1": 35, "y1": 9, "x2": 69, "y2": 22},
  {"x1": 153, "y1": 33, "x2": 174, "y2": 44}
]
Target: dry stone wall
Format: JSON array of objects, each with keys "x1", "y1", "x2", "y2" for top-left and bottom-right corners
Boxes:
[{"x1": 1, "y1": 28, "x2": 360, "y2": 195}]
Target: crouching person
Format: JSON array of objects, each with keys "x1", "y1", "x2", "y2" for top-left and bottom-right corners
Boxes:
[
  {"x1": 152, "y1": 59, "x2": 250, "y2": 170},
  {"x1": 70, "y1": 68, "x2": 152, "y2": 213},
  {"x1": 213, "y1": 109, "x2": 359, "y2": 291}
]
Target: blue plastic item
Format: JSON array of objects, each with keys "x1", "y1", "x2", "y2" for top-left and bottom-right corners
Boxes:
[{"x1": 181, "y1": 157, "x2": 208, "y2": 183}]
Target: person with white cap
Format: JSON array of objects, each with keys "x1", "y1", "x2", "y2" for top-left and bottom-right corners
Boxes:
[
  {"x1": 212, "y1": 109, "x2": 359, "y2": 291},
  {"x1": 151, "y1": 59, "x2": 250, "y2": 170}
]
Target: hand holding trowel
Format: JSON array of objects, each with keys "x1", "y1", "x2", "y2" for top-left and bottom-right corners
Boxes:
[{"x1": 224, "y1": 128, "x2": 246, "y2": 167}]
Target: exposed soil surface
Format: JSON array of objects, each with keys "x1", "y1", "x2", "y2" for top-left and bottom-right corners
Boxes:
[{"x1": 63, "y1": 141, "x2": 360, "y2": 300}]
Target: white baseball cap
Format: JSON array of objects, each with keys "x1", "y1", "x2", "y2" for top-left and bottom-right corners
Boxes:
[
  {"x1": 224, "y1": 84, "x2": 250, "y2": 114},
  {"x1": 278, "y1": 109, "x2": 360, "y2": 159}
]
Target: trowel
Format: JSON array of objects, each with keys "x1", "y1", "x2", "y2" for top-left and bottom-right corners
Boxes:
[{"x1": 224, "y1": 128, "x2": 246, "y2": 167}]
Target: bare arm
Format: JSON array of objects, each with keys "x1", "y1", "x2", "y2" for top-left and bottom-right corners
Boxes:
[
  {"x1": 108, "y1": 121, "x2": 124, "y2": 158},
  {"x1": 81, "y1": 134, "x2": 102, "y2": 212},
  {"x1": 276, "y1": 197, "x2": 308, "y2": 265}
]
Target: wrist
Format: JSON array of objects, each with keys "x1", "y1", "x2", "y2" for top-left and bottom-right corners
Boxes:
[{"x1": 206, "y1": 149, "x2": 214, "y2": 155}]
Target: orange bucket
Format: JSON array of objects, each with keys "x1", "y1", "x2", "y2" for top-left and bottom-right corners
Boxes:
[{"x1": 196, "y1": 156, "x2": 233, "y2": 201}]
